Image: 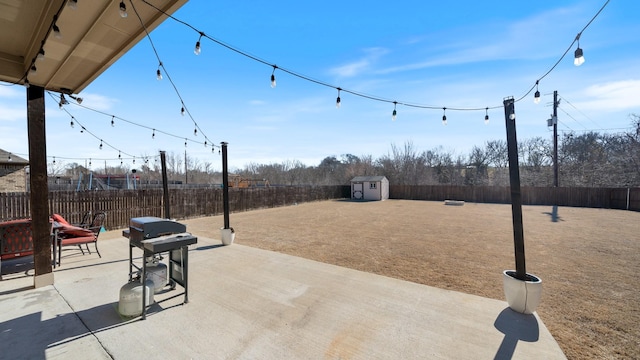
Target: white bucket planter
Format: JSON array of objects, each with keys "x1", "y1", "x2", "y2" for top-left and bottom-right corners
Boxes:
[
  {"x1": 220, "y1": 227, "x2": 235, "y2": 246},
  {"x1": 503, "y1": 270, "x2": 542, "y2": 314}
]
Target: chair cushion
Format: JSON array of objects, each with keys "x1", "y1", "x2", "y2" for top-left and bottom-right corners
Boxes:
[
  {"x1": 51, "y1": 214, "x2": 71, "y2": 226},
  {"x1": 60, "y1": 235, "x2": 96, "y2": 246},
  {"x1": 58, "y1": 224, "x2": 93, "y2": 238}
]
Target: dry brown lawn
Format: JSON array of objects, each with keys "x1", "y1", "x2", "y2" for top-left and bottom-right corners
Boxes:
[{"x1": 183, "y1": 199, "x2": 640, "y2": 359}]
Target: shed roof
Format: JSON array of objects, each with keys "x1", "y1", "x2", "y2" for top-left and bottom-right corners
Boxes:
[
  {"x1": 351, "y1": 176, "x2": 388, "y2": 182},
  {"x1": 0, "y1": 149, "x2": 29, "y2": 165}
]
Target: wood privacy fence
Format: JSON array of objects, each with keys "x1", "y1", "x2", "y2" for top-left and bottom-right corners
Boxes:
[
  {"x1": 1, "y1": 185, "x2": 637, "y2": 229},
  {"x1": 389, "y1": 185, "x2": 640, "y2": 211},
  {"x1": 0, "y1": 186, "x2": 350, "y2": 230}
]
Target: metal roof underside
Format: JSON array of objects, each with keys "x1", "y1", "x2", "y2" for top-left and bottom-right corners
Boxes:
[{"x1": 0, "y1": 0, "x2": 188, "y2": 95}]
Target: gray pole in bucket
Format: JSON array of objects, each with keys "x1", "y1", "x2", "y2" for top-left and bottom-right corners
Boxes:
[{"x1": 221, "y1": 142, "x2": 230, "y2": 229}]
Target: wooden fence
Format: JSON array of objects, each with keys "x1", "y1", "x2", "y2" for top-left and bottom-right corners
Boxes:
[
  {"x1": 389, "y1": 185, "x2": 640, "y2": 210},
  {"x1": 1, "y1": 185, "x2": 636, "y2": 230},
  {"x1": 0, "y1": 186, "x2": 349, "y2": 230}
]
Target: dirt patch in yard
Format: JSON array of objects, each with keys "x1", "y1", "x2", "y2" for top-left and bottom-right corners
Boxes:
[{"x1": 183, "y1": 199, "x2": 640, "y2": 359}]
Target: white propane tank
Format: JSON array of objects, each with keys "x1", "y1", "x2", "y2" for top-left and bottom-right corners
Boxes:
[
  {"x1": 118, "y1": 279, "x2": 155, "y2": 317},
  {"x1": 145, "y1": 260, "x2": 168, "y2": 293}
]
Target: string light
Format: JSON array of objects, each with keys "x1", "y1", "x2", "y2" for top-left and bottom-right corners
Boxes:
[
  {"x1": 67, "y1": 0, "x2": 78, "y2": 10},
  {"x1": 574, "y1": 34, "x2": 585, "y2": 66},
  {"x1": 59, "y1": 94, "x2": 69, "y2": 108},
  {"x1": 152, "y1": 129, "x2": 155, "y2": 139},
  {"x1": 70, "y1": 117, "x2": 75, "y2": 128},
  {"x1": 181, "y1": 107, "x2": 185, "y2": 116},
  {"x1": 52, "y1": 15, "x2": 62, "y2": 39},
  {"x1": 392, "y1": 102, "x2": 397, "y2": 121},
  {"x1": 99, "y1": 140, "x2": 103, "y2": 149},
  {"x1": 89, "y1": 158, "x2": 92, "y2": 167},
  {"x1": 7, "y1": 153, "x2": 12, "y2": 162},
  {"x1": 68, "y1": 94, "x2": 83, "y2": 104},
  {"x1": 111, "y1": 115, "x2": 115, "y2": 127},
  {"x1": 24, "y1": 79, "x2": 30, "y2": 88},
  {"x1": 184, "y1": 138, "x2": 187, "y2": 147},
  {"x1": 271, "y1": 65, "x2": 277, "y2": 88},
  {"x1": 53, "y1": 157, "x2": 56, "y2": 165},
  {"x1": 138, "y1": 0, "x2": 608, "y2": 126},
  {"x1": 119, "y1": 1, "x2": 128, "y2": 18},
  {"x1": 484, "y1": 108, "x2": 489, "y2": 125},
  {"x1": 194, "y1": 128, "x2": 197, "y2": 136},
  {"x1": 30, "y1": 65, "x2": 37, "y2": 75},
  {"x1": 37, "y1": 47, "x2": 45, "y2": 61},
  {"x1": 156, "y1": 66, "x2": 163, "y2": 80},
  {"x1": 204, "y1": 140, "x2": 207, "y2": 147},
  {"x1": 194, "y1": 32, "x2": 204, "y2": 55},
  {"x1": 534, "y1": 81, "x2": 541, "y2": 104},
  {"x1": 442, "y1": 108, "x2": 447, "y2": 126},
  {"x1": 80, "y1": 126, "x2": 85, "y2": 133},
  {"x1": 336, "y1": 88, "x2": 341, "y2": 108}
]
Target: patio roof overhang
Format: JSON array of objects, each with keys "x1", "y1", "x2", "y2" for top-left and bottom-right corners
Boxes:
[{"x1": 0, "y1": 0, "x2": 188, "y2": 94}]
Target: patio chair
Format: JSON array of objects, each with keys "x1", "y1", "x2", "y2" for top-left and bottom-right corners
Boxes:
[{"x1": 57, "y1": 212, "x2": 106, "y2": 265}]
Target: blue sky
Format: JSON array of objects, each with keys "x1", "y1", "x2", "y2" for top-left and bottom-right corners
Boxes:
[{"x1": 1, "y1": 0, "x2": 639, "y2": 171}]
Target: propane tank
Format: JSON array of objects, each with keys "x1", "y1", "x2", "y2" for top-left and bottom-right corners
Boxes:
[
  {"x1": 118, "y1": 278, "x2": 155, "y2": 317},
  {"x1": 145, "y1": 256, "x2": 168, "y2": 293}
]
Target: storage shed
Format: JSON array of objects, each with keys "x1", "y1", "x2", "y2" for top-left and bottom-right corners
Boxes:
[{"x1": 350, "y1": 176, "x2": 389, "y2": 201}]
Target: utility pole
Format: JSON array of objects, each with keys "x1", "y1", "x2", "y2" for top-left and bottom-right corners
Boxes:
[{"x1": 553, "y1": 91, "x2": 559, "y2": 187}]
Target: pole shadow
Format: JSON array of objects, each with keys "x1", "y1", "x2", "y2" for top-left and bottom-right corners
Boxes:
[
  {"x1": 493, "y1": 307, "x2": 539, "y2": 360},
  {"x1": 542, "y1": 205, "x2": 562, "y2": 223}
]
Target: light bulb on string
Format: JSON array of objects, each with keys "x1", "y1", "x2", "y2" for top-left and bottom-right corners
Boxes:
[
  {"x1": 534, "y1": 81, "x2": 541, "y2": 104},
  {"x1": 194, "y1": 128, "x2": 198, "y2": 136},
  {"x1": 70, "y1": 118, "x2": 75, "y2": 128},
  {"x1": 80, "y1": 126, "x2": 85, "y2": 134},
  {"x1": 484, "y1": 108, "x2": 489, "y2": 125},
  {"x1": 67, "y1": 0, "x2": 78, "y2": 10},
  {"x1": 52, "y1": 19, "x2": 62, "y2": 39},
  {"x1": 336, "y1": 88, "x2": 341, "y2": 108},
  {"x1": 156, "y1": 68, "x2": 162, "y2": 80},
  {"x1": 194, "y1": 32, "x2": 204, "y2": 55},
  {"x1": 30, "y1": 65, "x2": 37, "y2": 75},
  {"x1": 99, "y1": 140, "x2": 103, "y2": 150},
  {"x1": 152, "y1": 129, "x2": 155, "y2": 139},
  {"x1": 119, "y1": 1, "x2": 128, "y2": 18},
  {"x1": 118, "y1": 151, "x2": 121, "y2": 159},
  {"x1": 204, "y1": 140, "x2": 207, "y2": 147},
  {"x1": 133, "y1": 157, "x2": 136, "y2": 164},
  {"x1": 574, "y1": 34, "x2": 585, "y2": 66},
  {"x1": 392, "y1": 101, "x2": 397, "y2": 121},
  {"x1": 89, "y1": 159, "x2": 92, "y2": 167},
  {"x1": 111, "y1": 116, "x2": 115, "y2": 127},
  {"x1": 53, "y1": 157, "x2": 56, "y2": 165},
  {"x1": 24, "y1": 79, "x2": 30, "y2": 88},
  {"x1": 442, "y1": 108, "x2": 447, "y2": 126},
  {"x1": 271, "y1": 65, "x2": 277, "y2": 88},
  {"x1": 37, "y1": 47, "x2": 45, "y2": 61},
  {"x1": 185, "y1": 138, "x2": 187, "y2": 147},
  {"x1": 181, "y1": 107, "x2": 185, "y2": 116}
]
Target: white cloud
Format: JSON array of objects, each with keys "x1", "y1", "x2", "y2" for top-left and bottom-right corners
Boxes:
[
  {"x1": 0, "y1": 104, "x2": 26, "y2": 122},
  {"x1": 77, "y1": 93, "x2": 118, "y2": 111},
  {"x1": 0, "y1": 86, "x2": 23, "y2": 98},
  {"x1": 328, "y1": 47, "x2": 390, "y2": 78},
  {"x1": 578, "y1": 79, "x2": 640, "y2": 111}
]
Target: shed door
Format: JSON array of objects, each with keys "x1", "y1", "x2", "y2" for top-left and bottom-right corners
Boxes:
[{"x1": 352, "y1": 183, "x2": 363, "y2": 199}]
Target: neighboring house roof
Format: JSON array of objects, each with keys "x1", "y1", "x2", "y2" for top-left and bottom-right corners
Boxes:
[
  {"x1": 351, "y1": 176, "x2": 388, "y2": 182},
  {"x1": 0, "y1": 149, "x2": 29, "y2": 166}
]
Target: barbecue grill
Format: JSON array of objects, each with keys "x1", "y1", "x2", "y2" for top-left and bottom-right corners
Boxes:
[{"x1": 121, "y1": 217, "x2": 197, "y2": 319}]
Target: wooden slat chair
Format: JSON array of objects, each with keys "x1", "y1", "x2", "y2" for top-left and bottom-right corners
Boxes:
[{"x1": 57, "y1": 212, "x2": 106, "y2": 265}]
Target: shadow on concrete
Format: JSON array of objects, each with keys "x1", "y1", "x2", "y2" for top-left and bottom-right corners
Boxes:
[
  {"x1": 195, "y1": 243, "x2": 225, "y2": 251},
  {"x1": 493, "y1": 308, "x2": 539, "y2": 360},
  {"x1": 542, "y1": 205, "x2": 563, "y2": 223},
  {"x1": 1, "y1": 255, "x2": 34, "y2": 279}
]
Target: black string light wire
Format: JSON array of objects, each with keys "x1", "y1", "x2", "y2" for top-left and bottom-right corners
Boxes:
[
  {"x1": 127, "y1": 0, "x2": 215, "y2": 149},
  {"x1": 141, "y1": 0, "x2": 610, "y2": 122}
]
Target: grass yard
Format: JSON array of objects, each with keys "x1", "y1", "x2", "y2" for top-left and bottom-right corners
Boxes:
[{"x1": 183, "y1": 199, "x2": 639, "y2": 359}]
